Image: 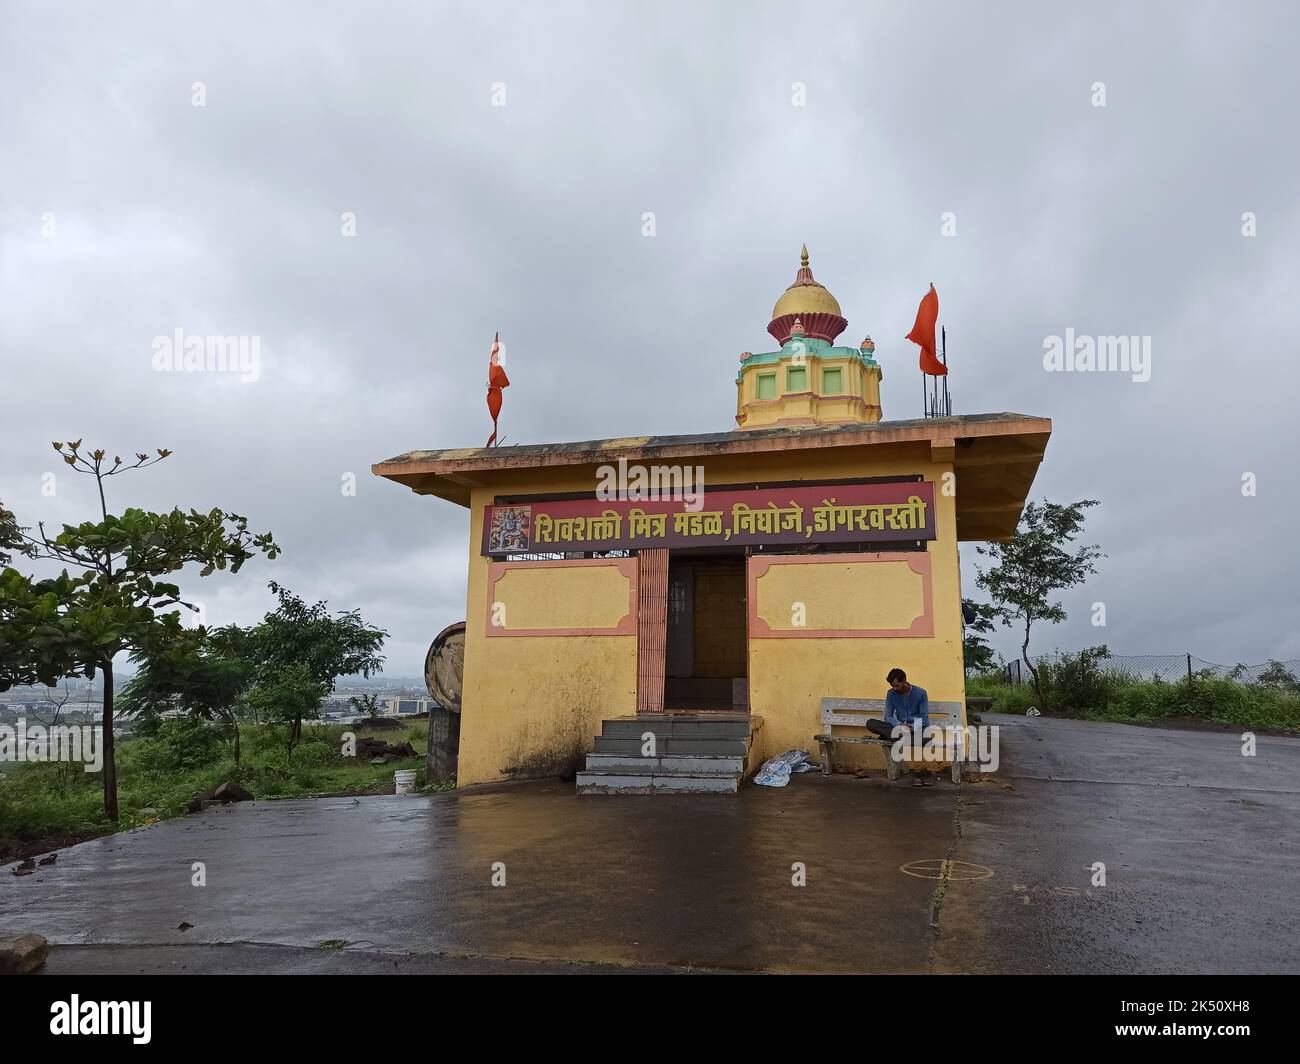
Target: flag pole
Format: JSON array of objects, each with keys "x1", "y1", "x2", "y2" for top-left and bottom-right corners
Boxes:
[
  {"x1": 941, "y1": 325, "x2": 949, "y2": 415},
  {"x1": 930, "y1": 281, "x2": 939, "y2": 416}
]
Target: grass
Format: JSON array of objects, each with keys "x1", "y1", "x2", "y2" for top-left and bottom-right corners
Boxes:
[
  {"x1": 967, "y1": 672, "x2": 1300, "y2": 732},
  {"x1": 0, "y1": 718, "x2": 452, "y2": 863}
]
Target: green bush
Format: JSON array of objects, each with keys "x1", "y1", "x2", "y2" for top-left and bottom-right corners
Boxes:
[
  {"x1": 0, "y1": 764, "x2": 106, "y2": 842},
  {"x1": 1037, "y1": 646, "x2": 1120, "y2": 709},
  {"x1": 966, "y1": 673, "x2": 1040, "y2": 714},
  {"x1": 1098, "y1": 676, "x2": 1300, "y2": 730},
  {"x1": 247, "y1": 723, "x2": 291, "y2": 756},
  {"x1": 288, "y1": 731, "x2": 342, "y2": 767},
  {"x1": 967, "y1": 659, "x2": 1300, "y2": 731},
  {"x1": 128, "y1": 717, "x2": 226, "y2": 776}
]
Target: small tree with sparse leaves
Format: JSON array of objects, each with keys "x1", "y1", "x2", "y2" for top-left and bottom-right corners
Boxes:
[
  {"x1": 242, "y1": 662, "x2": 329, "y2": 759},
  {"x1": 0, "y1": 442, "x2": 277, "y2": 820},
  {"x1": 350, "y1": 692, "x2": 385, "y2": 722},
  {"x1": 975, "y1": 499, "x2": 1104, "y2": 709}
]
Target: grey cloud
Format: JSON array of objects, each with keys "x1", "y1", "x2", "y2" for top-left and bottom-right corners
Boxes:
[{"x1": 2, "y1": 0, "x2": 1297, "y2": 675}]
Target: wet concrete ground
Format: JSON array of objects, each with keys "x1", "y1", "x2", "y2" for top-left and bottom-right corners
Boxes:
[
  {"x1": 935, "y1": 715, "x2": 1300, "y2": 974},
  {"x1": 3, "y1": 714, "x2": 1297, "y2": 974}
]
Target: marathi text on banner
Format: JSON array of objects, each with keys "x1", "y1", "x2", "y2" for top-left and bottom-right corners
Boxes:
[{"x1": 483, "y1": 481, "x2": 935, "y2": 555}]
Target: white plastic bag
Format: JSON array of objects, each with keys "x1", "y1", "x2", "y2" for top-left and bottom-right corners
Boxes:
[{"x1": 754, "y1": 749, "x2": 814, "y2": 787}]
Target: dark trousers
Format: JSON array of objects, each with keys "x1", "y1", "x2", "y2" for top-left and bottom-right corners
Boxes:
[
  {"x1": 868, "y1": 719, "x2": 931, "y2": 776},
  {"x1": 866, "y1": 719, "x2": 895, "y2": 740}
]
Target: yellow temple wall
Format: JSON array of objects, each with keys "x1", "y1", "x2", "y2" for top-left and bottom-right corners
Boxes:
[
  {"x1": 736, "y1": 356, "x2": 883, "y2": 428},
  {"x1": 454, "y1": 444, "x2": 964, "y2": 786},
  {"x1": 458, "y1": 493, "x2": 638, "y2": 786}
]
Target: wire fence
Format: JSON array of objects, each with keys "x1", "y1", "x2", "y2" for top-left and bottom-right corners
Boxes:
[{"x1": 1003, "y1": 654, "x2": 1300, "y2": 687}]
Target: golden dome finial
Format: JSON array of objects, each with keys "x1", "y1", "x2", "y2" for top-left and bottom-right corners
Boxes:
[{"x1": 769, "y1": 246, "x2": 846, "y2": 346}]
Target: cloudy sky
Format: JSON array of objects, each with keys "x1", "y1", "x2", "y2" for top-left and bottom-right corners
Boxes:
[{"x1": 2, "y1": 0, "x2": 1298, "y2": 676}]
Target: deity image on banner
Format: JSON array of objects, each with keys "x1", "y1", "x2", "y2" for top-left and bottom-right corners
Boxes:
[{"x1": 487, "y1": 506, "x2": 531, "y2": 553}]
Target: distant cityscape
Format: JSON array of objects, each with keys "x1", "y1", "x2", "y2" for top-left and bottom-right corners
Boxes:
[{"x1": 0, "y1": 675, "x2": 436, "y2": 728}]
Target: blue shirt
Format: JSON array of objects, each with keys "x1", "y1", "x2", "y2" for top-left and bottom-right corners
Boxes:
[{"x1": 884, "y1": 684, "x2": 930, "y2": 728}]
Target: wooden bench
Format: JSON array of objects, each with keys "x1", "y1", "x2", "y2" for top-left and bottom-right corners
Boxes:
[{"x1": 814, "y1": 697, "x2": 967, "y2": 784}]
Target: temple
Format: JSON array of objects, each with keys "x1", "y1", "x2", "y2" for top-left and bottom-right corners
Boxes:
[
  {"x1": 374, "y1": 249, "x2": 1050, "y2": 792},
  {"x1": 736, "y1": 246, "x2": 882, "y2": 430}
]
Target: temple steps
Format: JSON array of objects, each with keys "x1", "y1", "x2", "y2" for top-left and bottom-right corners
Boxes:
[
  {"x1": 593, "y1": 736, "x2": 748, "y2": 756},
  {"x1": 576, "y1": 715, "x2": 753, "y2": 795},
  {"x1": 584, "y1": 754, "x2": 745, "y2": 775}
]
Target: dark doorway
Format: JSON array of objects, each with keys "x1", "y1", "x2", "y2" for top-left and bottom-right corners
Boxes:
[{"x1": 665, "y1": 552, "x2": 748, "y2": 712}]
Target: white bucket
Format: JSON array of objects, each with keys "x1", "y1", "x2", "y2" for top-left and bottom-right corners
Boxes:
[{"x1": 394, "y1": 769, "x2": 418, "y2": 796}]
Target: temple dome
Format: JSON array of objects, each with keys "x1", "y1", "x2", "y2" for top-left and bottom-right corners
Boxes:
[
  {"x1": 772, "y1": 283, "x2": 843, "y2": 319},
  {"x1": 767, "y1": 245, "x2": 847, "y2": 345}
]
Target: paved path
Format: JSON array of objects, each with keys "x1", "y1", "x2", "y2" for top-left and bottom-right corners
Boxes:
[
  {"x1": 3, "y1": 714, "x2": 1296, "y2": 973},
  {"x1": 935, "y1": 714, "x2": 1300, "y2": 973}
]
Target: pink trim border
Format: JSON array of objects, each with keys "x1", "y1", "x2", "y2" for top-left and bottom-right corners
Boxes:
[
  {"x1": 748, "y1": 551, "x2": 933, "y2": 639},
  {"x1": 485, "y1": 556, "x2": 638, "y2": 637}
]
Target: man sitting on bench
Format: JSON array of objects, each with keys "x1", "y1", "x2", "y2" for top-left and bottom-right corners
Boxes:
[{"x1": 865, "y1": 667, "x2": 934, "y2": 787}]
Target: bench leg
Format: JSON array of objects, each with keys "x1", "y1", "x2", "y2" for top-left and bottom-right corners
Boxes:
[
  {"x1": 950, "y1": 758, "x2": 962, "y2": 785},
  {"x1": 818, "y1": 740, "x2": 833, "y2": 776},
  {"x1": 885, "y1": 750, "x2": 901, "y2": 782}
]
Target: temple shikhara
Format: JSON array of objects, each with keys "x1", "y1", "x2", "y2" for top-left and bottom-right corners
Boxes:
[
  {"x1": 736, "y1": 245, "x2": 883, "y2": 430},
  {"x1": 374, "y1": 249, "x2": 1050, "y2": 792}
]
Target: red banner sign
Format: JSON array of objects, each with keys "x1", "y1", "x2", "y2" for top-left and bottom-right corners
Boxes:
[{"x1": 482, "y1": 481, "x2": 935, "y2": 555}]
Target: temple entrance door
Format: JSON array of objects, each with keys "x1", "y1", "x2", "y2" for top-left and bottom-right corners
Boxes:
[{"x1": 664, "y1": 551, "x2": 749, "y2": 712}]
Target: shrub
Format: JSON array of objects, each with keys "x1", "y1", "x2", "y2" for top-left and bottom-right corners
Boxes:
[
  {"x1": 1038, "y1": 646, "x2": 1119, "y2": 711},
  {"x1": 966, "y1": 663, "x2": 1300, "y2": 731},
  {"x1": 1256, "y1": 661, "x2": 1300, "y2": 695},
  {"x1": 966, "y1": 673, "x2": 1040, "y2": 714},
  {"x1": 128, "y1": 717, "x2": 226, "y2": 776},
  {"x1": 0, "y1": 765, "x2": 106, "y2": 842}
]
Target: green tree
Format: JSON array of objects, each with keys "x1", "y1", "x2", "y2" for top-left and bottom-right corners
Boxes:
[
  {"x1": 961, "y1": 598, "x2": 1001, "y2": 674},
  {"x1": 974, "y1": 498, "x2": 1104, "y2": 709},
  {"x1": 0, "y1": 499, "x2": 42, "y2": 693},
  {"x1": 244, "y1": 582, "x2": 387, "y2": 744},
  {"x1": 0, "y1": 499, "x2": 33, "y2": 567},
  {"x1": 241, "y1": 662, "x2": 329, "y2": 758},
  {"x1": 0, "y1": 442, "x2": 277, "y2": 819},
  {"x1": 118, "y1": 624, "x2": 253, "y2": 764},
  {"x1": 350, "y1": 692, "x2": 385, "y2": 721},
  {"x1": 1255, "y1": 661, "x2": 1300, "y2": 694}
]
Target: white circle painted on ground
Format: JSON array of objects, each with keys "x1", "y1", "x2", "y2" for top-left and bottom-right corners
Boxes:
[{"x1": 899, "y1": 859, "x2": 993, "y2": 881}]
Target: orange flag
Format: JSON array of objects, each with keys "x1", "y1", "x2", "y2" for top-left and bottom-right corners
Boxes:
[
  {"x1": 906, "y1": 284, "x2": 947, "y2": 376},
  {"x1": 486, "y1": 332, "x2": 510, "y2": 446}
]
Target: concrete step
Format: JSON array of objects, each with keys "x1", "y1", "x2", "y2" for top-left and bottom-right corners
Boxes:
[
  {"x1": 583, "y1": 753, "x2": 745, "y2": 776},
  {"x1": 605, "y1": 713, "x2": 751, "y2": 724},
  {"x1": 576, "y1": 771, "x2": 740, "y2": 795},
  {"x1": 579, "y1": 715, "x2": 752, "y2": 795},
  {"x1": 600, "y1": 719, "x2": 751, "y2": 740},
  {"x1": 593, "y1": 736, "x2": 749, "y2": 757}
]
